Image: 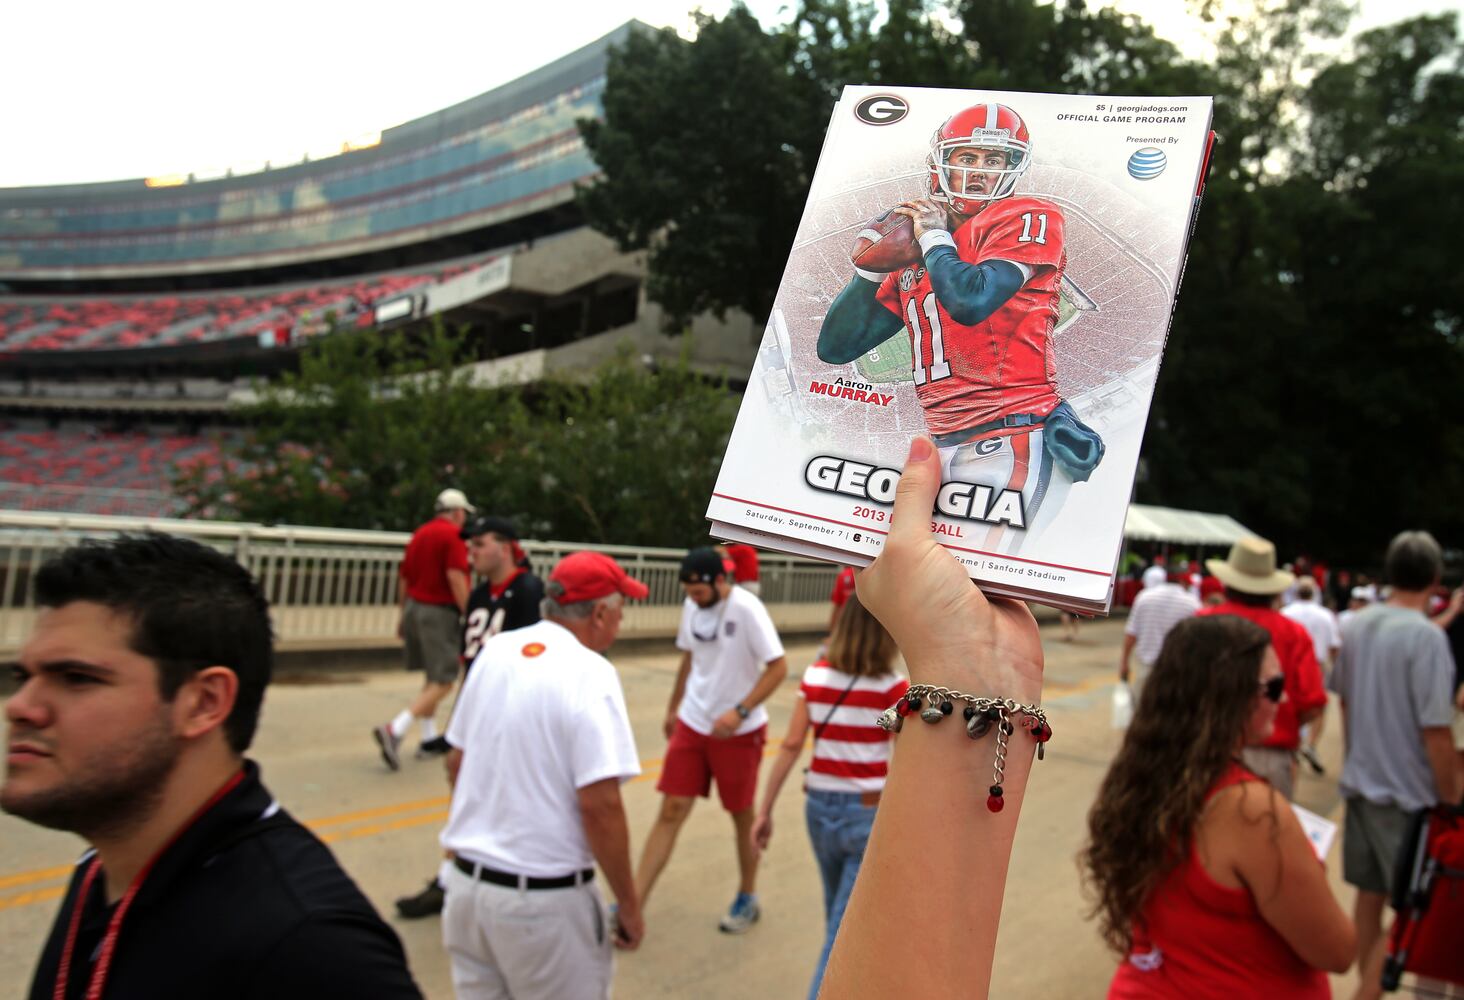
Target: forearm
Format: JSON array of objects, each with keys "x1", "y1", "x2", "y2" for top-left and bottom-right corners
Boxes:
[
  {"x1": 921, "y1": 242, "x2": 1024, "y2": 326},
  {"x1": 741, "y1": 657, "x2": 789, "y2": 710},
  {"x1": 1296, "y1": 705, "x2": 1325, "y2": 727},
  {"x1": 398, "y1": 572, "x2": 409, "y2": 608},
  {"x1": 1120, "y1": 634, "x2": 1135, "y2": 671},
  {"x1": 448, "y1": 571, "x2": 469, "y2": 613},
  {"x1": 445, "y1": 748, "x2": 463, "y2": 788},
  {"x1": 582, "y1": 801, "x2": 639, "y2": 912},
  {"x1": 667, "y1": 655, "x2": 692, "y2": 715},
  {"x1": 1422, "y1": 728, "x2": 1459, "y2": 803},
  {"x1": 758, "y1": 743, "x2": 804, "y2": 819},
  {"x1": 817, "y1": 276, "x2": 902, "y2": 364},
  {"x1": 822, "y1": 660, "x2": 1041, "y2": 998}
]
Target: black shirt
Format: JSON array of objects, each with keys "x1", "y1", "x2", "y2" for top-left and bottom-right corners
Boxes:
[
  {"x1": 463, "y1": 569, "x2": 544, "y2": 665},
  {"x1": 30, "y1": 761, "x2": 422, "y2": 1000}
]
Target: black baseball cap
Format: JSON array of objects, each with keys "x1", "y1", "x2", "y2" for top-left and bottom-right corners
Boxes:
[
  {"x1": 680, "y1": 547, "x2": 726, "y2": 584},
  {"x1": 460, "y1": 516, "x2": 518, "y2": 541}
]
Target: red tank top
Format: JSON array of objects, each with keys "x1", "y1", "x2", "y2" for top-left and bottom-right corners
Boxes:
[{"x1": 1107, "y1": 763, "x2": 1330, "y2": 999}]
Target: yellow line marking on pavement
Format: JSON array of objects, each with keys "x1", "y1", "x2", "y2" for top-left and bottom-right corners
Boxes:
[
  {"x1": 0, "y1": 885, "x2": 65, "y2": 912},
  {"x1": 0, "y1": 863, "x2": 74, "y2": 892},
  {"x1": 304, "y1": 795, "x2": 449, "y2": 831}
]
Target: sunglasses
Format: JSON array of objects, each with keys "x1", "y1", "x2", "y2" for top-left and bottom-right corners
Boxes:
[{"x1": 1259, "y1": 676, "x2": 1285, "y2": 703}]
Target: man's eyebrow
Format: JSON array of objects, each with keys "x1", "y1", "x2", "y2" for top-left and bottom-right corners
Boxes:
[{"x1": 36, "y1": 659, "x2": 118, "y2": 678}]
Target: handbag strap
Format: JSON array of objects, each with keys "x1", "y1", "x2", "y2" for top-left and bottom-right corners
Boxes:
[{"x1": 812, "y1": 674, "x2": 860, "y2": 743}]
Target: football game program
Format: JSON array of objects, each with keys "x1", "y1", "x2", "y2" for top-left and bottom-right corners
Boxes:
[{"x1": 709, "y1": 85, "x2": 1215, "y2": 613}]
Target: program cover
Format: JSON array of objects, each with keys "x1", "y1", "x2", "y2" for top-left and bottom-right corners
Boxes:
[{"x1": 707, "y1": 86, "x2": 1215, "y2": 613}]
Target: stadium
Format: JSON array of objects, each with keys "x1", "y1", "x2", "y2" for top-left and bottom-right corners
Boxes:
[{"x1": 0, "y1": 21, "x2": 758, "y2": 519}]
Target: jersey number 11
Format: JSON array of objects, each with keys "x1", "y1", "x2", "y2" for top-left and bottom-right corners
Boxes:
[{"x1": 906, "y1": 293, "x2": 952, "y2": 386}]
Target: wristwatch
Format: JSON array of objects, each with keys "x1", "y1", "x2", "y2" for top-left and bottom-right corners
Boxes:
[{"x1": 734, "y1": 702, "x2": 751, "y2": 720}]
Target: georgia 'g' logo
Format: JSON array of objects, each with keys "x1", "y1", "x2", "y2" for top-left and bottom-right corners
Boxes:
[{"x1": 854, "y1": 94, "x2": 909, "y2": 126}]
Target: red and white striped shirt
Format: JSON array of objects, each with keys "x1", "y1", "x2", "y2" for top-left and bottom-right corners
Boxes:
[{"x1": 799, "y1": 661, "x2": 908, "y2": 793}]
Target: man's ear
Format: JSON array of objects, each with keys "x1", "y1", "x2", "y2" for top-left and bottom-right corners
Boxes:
[{"x1": 174, "y1": 666, "x2": 239, "y2": 742}]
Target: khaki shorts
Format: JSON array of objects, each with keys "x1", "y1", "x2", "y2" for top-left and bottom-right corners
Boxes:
[
  {"x1": 1240, "y1": 746, "x2": 1297, "y2": 801},
  {"x1": 403, "y1": 598, "x2": 462, "y2": 684},
  {"x1": 1343, "y1": 797, "x2": 1413, "y2": 895}
]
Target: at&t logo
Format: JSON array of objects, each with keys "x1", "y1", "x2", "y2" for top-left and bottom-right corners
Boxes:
[{"x1": 1127, "y1": 147, "x2": 1168, "y2": 180}]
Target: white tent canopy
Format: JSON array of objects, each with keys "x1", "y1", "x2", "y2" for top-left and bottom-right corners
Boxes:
[{"x1": 1123, "y1": 504, "x2": 1253, "y2": 547}]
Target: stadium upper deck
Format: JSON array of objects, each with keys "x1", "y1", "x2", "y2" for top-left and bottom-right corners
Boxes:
[{"x1": 0, "y1": 24, "x2": 636, "y2": 282}]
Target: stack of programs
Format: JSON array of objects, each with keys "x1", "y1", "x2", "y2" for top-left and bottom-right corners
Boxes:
[{"x1": 708, "y1": 85, "x2": 1216, "y2": 613}]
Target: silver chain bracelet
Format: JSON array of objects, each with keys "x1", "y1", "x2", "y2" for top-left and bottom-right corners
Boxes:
[{"x1": 876, "y1": 683, "x2": 1051, "y2": 813}]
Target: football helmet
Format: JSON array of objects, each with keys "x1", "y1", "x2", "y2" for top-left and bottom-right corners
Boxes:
[{"x1": 927, "y1": 103, "x2": 1032, "y2": 214}]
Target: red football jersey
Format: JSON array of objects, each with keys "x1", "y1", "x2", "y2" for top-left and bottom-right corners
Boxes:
[{"x1": 876, "y1": 196, "x2": 1066, "y2": 437}]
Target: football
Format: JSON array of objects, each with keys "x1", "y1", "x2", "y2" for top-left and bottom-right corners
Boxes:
[{"x1": 850, "y1": 208, "x2": 922, "y2": 272}]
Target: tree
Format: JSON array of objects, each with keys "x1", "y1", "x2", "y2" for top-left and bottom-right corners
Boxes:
[
  {"x1": 580, "y1": 0, "x2": 1203, "y2": 330},
  {"x1": 578, "y1": 0, "x2": 1464, "y2": 562},
  {"x1": 578, "y1": 8, "x2": 827, "y2": 325},
  {"x1": 174, "y1": 322, "x2": 740, "y2": 547}
]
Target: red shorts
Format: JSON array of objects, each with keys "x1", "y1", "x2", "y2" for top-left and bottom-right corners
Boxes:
[{"x1": 657, "y1": 720, "x2": 766, "y2": 813}]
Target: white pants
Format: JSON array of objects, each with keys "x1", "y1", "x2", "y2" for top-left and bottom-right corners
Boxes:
[
  {"x1": 442, "y1": 864, "x2": 613, "y2": 1000},
  {"x1": 939, "y1": 426, "x2": 1074, "y2": 554}
]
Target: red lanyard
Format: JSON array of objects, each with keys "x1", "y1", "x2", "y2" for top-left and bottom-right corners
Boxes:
[{"x1": 53, "y1": 769, "x2": 246, "y2": 1000}]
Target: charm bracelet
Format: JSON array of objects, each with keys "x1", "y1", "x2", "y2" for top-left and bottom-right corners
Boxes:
[{"x1": 876, "y1": 683, "x2": 1051, "y2": 813}]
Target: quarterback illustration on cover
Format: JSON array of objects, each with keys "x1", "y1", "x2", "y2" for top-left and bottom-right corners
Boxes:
[{"x1": 818, "y1": 102, "x2": 1105, "y2": 547}]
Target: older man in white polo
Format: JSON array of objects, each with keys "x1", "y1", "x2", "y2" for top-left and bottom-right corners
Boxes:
[{"x1": 440, "y1": 550, "x2": 648, "y2": 999}]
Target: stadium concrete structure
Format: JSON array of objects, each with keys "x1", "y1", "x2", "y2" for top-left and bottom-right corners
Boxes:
[{"x1": 0, "y1": 22, "x2": 758, "y2": 517}]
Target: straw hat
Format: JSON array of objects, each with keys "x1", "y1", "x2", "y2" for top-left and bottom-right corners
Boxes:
[{"x1": 1206, "y1": 537, "x2": 1294, "y2": 596}]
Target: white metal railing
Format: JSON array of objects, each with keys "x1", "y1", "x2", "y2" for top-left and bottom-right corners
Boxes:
[{"x1": 0, "y1": 510, "x2": 839, "y2": 656}]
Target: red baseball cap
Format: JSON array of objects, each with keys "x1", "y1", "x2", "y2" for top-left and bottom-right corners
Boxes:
[{"x1": 549, "y1": 551, "x2": 649, "y2": 604}]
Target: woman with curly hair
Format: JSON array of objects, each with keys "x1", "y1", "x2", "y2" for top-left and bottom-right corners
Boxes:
[{"x1": 1082, "y1": 615, "x2": 1355, "y2": 997}]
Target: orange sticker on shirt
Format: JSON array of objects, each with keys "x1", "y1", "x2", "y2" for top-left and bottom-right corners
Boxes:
[{"x1": 521, "y1": 643, "x2": 546, "y2": 658}]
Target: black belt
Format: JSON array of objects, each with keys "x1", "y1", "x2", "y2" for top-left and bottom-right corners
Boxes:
[
  {"x1": 454, "y1": 856, "x2": 594, "y2": 890},
  {"x1": 931, "y1": 410, "x2": 1050, "y2": 449}
]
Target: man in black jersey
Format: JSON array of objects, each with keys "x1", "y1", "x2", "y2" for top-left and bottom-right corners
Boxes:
[
  {"x1": 397, "y1": 516, "x2": 544, "y2": 918},
  {"x1": 458, "y1": 516, "x2": 545, "y2": 673}
]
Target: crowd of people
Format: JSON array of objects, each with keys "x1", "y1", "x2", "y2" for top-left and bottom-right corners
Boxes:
[
  {"x1": 4, "y1": 442, "x2": 1463, "y2": 998},
  {"x1": 1105, "y1": 530, "x2": 1463, "y2": 998}
]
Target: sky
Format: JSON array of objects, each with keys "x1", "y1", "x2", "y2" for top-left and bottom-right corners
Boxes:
[{"x1": 1, "y1": 0, "x2": 1458, "y2": 189}]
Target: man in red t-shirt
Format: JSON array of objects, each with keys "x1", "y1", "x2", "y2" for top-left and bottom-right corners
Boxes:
[
  {"x1": 373, "y1": 488, "x2": 474, "y2": 771},
  {"x1": 1198, "y1": 536, "x2": 1327, "y2": 800}
]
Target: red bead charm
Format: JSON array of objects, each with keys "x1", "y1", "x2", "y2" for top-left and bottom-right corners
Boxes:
[
  {"x1": 986, "y1": 794, "x2": 1005, "y2": 813},
  {"x1": 1034, "y1": 722, "x2": 1051, "y2": 742},
  {"x1": 895, "y1": 699, "x2": 914, "y2": 718}
]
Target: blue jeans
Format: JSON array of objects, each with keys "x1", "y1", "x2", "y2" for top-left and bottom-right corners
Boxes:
[{"x1": 805, "y1": 789, "x2": 878, "y2": 1000}]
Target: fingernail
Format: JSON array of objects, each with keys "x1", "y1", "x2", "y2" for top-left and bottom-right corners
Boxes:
[{"x1": 907, "y1": 436, "x2": 933, "y2": 463}]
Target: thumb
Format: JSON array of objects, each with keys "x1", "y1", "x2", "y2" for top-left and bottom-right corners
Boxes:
[{"x1": 888, "y1": 436, "x2": 941, "y2": 545}]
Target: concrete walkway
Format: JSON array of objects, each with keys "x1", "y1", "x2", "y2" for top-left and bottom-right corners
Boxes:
[{"x1": 0, "y1": 618, "x2": 1370, "y2": 998}]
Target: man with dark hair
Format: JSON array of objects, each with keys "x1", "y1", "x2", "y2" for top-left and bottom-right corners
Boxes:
[
  {"x1": 1197, "y1": 536, "x2": 1327, "y2": 800},
  {"x1": 636, "y1": 547, "x2": 788, "y2": 934},
  {"x1": 4, "y1": 533, "x2": 421, "y2": 1000},
  {"x1": 1330, "y1": 529, "x2": 1459, "y2": 985}
]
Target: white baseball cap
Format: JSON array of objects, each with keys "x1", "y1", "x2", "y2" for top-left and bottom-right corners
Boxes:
[{"x1": 434, "y1": 488, "x2": 476, "y2": 513}]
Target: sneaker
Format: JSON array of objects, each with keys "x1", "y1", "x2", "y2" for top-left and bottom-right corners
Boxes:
[
  {"x1": 373, "y1": 724, "x2": 401, "y2": 771},
  {"x1": 1299, "y1": 745, "x2": 1325, "y2": 775},
  {"x1": 395, "y1": 878, "x2": 445, "y2": 918},
  {"x1": 718, "y1": 892, "x2": 760, "y2": 934},
  {"x1": 416, "y1": 736, "x2": 450, "y2": 759}
]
